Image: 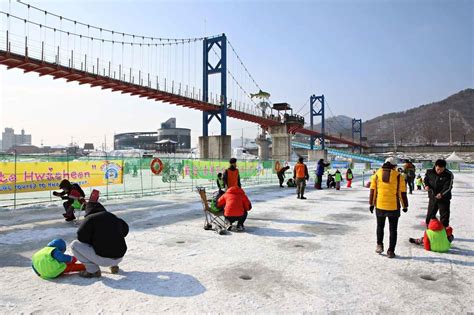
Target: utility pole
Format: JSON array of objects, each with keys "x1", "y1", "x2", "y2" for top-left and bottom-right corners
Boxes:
[
  {"x1": 449, "y1": 110, "x2": 452, "y2": 146},
  {"x1": 392, "y1": 119, "x2": 397, "y2": 153}
]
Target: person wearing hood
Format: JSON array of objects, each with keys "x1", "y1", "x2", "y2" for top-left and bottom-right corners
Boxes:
[
  {"x1": 369, "y1": 157, "x2": 409, "y2": 258},
  {"x1": 409, "y1": 218, "x2": 452, "y2": 252},
  {"x1": 315, "y1": 159, "x2": 330, "y2": 189},
  {"x1": 32, "y1": 239, "x2": 85, "y2": 279},
  {"x1": 52, "y1": 179, "x2": 86, "y2": 221},
  {"x1": 71, "y1": 193, "x2": 129, "y2": 278},
  {"x1": 223, "y1": 158, "x2": 241, "y2": 189},
  {"x1": 217, "y1": 186, "x2": 252, "y2": 232},
  {"x1": 423, "y1": 159, "x2": 454, "y2": 233},
  {"x1": 334, "y1": 169, "x2": 343, "y2": 190}
]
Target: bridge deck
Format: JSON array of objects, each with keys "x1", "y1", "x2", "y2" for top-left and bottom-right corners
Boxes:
[{"x1": 0, "y1": 50, "x2": 364, "y2": 148}]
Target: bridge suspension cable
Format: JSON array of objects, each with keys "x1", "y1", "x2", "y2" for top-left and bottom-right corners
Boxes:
[{"x1": 16, "y1": 0, "x2": 214, "y2": 43}]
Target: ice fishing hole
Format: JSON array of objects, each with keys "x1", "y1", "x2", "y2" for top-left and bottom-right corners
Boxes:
[
  {"x1": 157, "y1": 275, "x2": 170, "y2": 281},
  {"x1": 420, "y1": 275, "x2": 437, "y2": 281},
  {"x1": 239, "y1": 275, "x2": 252, "y2": 280},
  {"x1": 294, "y1": 244, "x2": 305, "y2": 248},
  {"x1": 176, "y1": 241, "x2": 186, "y2": 244}
]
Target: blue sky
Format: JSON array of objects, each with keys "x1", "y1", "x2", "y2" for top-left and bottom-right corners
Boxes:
[{"x1": 0, "y1": 0, "x2": 472, "y2": 148}]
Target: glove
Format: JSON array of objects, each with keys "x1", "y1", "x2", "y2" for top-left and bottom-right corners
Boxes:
[
  {"x1": 369, "y1": 205, "x2": 374, "y2": 214},
  {"x1": 402, "y1": 208, "x2": 408, "y2": 213},
  {"x1": 71, "y1": 256, "x2": 77, "y2": 264},
  {"x1": 52, "y1": 191, "x2": 59, "y2": 196}
]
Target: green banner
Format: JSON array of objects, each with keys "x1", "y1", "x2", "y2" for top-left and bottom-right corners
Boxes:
[{"x1": 182, "y1": 160, "x2": 259, "y2": 179}]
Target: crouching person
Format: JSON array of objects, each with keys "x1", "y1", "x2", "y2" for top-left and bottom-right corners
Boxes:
[
  {"x1": 71, "y1": 200, "x2": 129, "y2": 278},
  {"x1": 217, "y1": 186, "x2": 252, "y2": 232},
  {"x1": 409, "y1": 218, "x2": 452, "y2": 252},
  {"x1": 32, "y1": 239, "x2": 85, "y2": 279}
]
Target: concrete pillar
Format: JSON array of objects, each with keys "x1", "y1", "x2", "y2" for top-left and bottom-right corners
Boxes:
[
  {"x1": 308, "y1": 149, "x2": 328, "y2": 162},
  {"x1": 199, "y1": 135, "x2": 232, "y2": 159},
  {"x1": 255, "y1": 136, "x2": 271, "y2": 161},
  {"x1": 269, "y1": 125, "x2": 291, "y2": 162}
]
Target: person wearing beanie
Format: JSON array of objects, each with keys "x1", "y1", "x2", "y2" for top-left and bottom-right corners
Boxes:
[
  {"x1": 52, "y1": 179, "x2": 86, "y2": 221},
  {"x1": 369, "y1": 157, "x2": 409, "y2": 258},
  {"x1": 293, "y1": 157, "x2": 309, "y2": 199},
  {"x1": 32, "y1": 239, "x2": 85, "y2": 279},
  {"x1": 346, "y1": 168, "x2": 354, "y2": 188},
  {"x1": 223, "y1": 158, "x2": 241, "y2": 189},
  {"x1": 277, "y1": 166, "x2": 290, "y2": 188},
  {"x1": 71, "y1": 192, "x2": 129, "y2": 278}
]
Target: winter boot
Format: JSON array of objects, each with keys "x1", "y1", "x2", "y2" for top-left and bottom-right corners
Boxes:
[
  {"x1": 297, "y1": 194, "x2": 300, "y2": 199},
  {"x1": 65, "y1": 214, "x2": 76, "y2": 222},
  {"x1": 110, "y1": 266, "x2": 119, "y2": 274},
  {"x1": 235, "y1": 224, "x2": 245, "y2": 232},
  {"x1": 300, "y1": 196, "x2": 307, "y2": 200},
  {"x1": 409, "y1": 238, "x2": 423, "y2": 245},
  {"x1": 79, "y1": 270, "x2": 101, "y2": 278},
  {"x1": 375, "y1": 244, "x2": 384, "y2": 254},
  {"x1": 386, "y1": 250, "x2": 396, "y2": 258}
]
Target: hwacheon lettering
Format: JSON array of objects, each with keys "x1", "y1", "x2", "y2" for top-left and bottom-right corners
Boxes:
[{"x1": 23, "y1": 170, "x2": 91, "y2": 182}]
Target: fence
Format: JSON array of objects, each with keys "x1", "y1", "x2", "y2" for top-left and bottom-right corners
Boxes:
[{"x1": 0, "y1": 153, "x2": 280, "y2": 209}]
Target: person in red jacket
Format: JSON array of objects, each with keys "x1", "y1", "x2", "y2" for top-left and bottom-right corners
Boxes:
[{"x1": 217, "y1": 186, "x2": 252, "y2": 232}]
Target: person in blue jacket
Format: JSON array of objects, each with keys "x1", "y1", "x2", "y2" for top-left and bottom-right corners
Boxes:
[{"x1": 315, "y1": 159, "x2": 330, "y2": 189}]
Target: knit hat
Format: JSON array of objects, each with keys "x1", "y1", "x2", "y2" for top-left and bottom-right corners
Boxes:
[
  {"x1": 47, "y1": 239, "x2": 66, "y2": 252},
  {"x1": 384, "y1": 157, "x2": 397, "y2": 166}
]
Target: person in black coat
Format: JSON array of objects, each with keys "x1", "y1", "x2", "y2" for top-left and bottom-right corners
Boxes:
[
  {"x1": 71, "y1": 201, "x2": 129, "y2": 278},
  {"x1": 424, "y1": 159, "x2": 454, "y2": 230}
]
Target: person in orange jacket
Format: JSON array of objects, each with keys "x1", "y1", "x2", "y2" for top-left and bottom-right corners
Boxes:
[
  {"x1": 293, "y1": 157, "x2": 309, "y2": 199},
  {"x1": 217, "y1": 186, "x2": 252, "y2": 232},
  {"x1": 223, "y1": 158, "x2": 241, "y2": 189}
]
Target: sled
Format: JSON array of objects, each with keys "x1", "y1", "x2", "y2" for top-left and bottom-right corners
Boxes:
[
  {"x1": 73, "y1": 189, "x2": 100, "y2": 225},
  {"x1": 196, "y1": 186, "x2": 228, "y2": 235}
]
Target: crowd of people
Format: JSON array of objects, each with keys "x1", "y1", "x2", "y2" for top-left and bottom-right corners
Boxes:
[{"x1": 33, "y1": 155, "x2": 455, "y2": 279}]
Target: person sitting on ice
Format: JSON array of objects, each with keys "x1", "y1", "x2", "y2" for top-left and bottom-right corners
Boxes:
[
  {"x1": 287, "y1": 178, "x2": 297, "y2": 187},
  {"x1": 32, "y1": 239, "x2": 85, "y2": 279},
  {"x1": 217, "y1": 186, "x2": 252, "y2": 232},
  {"x1": 52, "y1": 179, "x2": 86, "y2": 221},
  {"x1": 71, "y1": 193, "x2": 129, "y2": 278},
  {"x1": 409, "y1": 218, "x2": 452, "y2": 252},
  {"x1": 326, "y1": 174, "x2": 336, "y2": 189}
]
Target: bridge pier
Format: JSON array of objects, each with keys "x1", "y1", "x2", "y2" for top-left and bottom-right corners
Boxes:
[
  {"x1": 308, "y1": 149, "x2": 328, "y2": 162},
  {"x1": 199, "y1": 135, "x2": 232, "y2": 159},
  {"x1": 269, "y1": 125, "x2": 291, "y2": 162},
  {"x1": 255, "y1": 135, "x2": 271, "y2": 161}
]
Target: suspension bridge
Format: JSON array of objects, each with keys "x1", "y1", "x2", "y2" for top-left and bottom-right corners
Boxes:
[{"x1": 0, "y1": 1, "x2": 368, "y2": 160}]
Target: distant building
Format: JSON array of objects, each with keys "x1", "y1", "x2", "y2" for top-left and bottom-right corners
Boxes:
[
  {"x1": 114, "y1": 118, "x2": 191, "y2": 151},
  {"x1": 1, "y1": 128, "x2": 32, "y2": 151},
  {"x1": 157, "y1": 118, "x2": 191, "y2": 150}
]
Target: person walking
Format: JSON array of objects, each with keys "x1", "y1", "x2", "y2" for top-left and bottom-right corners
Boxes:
[
  {"x1": 315, "y1": 159, "x2": 330, "y2": 189},
  {"x1": 403, "y1": 160, "x2": 416, "y2": 194},
  {"x1": 369, "y1": 157, "x2": 409, "y2": 258},
  {"x1": 423, "y1": 159, "x2": 454, "y2": 240},
  {"x1": 223, "y1": 158, "x2": 241, "y2": 189},
  {"x1": 293, "y1": 157, "x2": 309, "y2": 199},
  {"x1": 346, "y1": 168, "x2": 354, "y2": 188}
]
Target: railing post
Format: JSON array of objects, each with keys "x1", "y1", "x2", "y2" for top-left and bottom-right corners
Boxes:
[
  {"x1": 25, "y1": 36, "x2": 28, "y2": 58},
  {"x1": 57, "y1": 46, "x2": 60, "y2": 64},
  {"x1": 71, "y1": 50, "x2": 74, "y2": 69},
  {"x1": 106, "y1": 152, "x2": 109, "y2": 200},
  {"x1": 13, "y1": 151, "x2": 17, "y2": 210},
  {"x1": 41, "y1": 41, "x2": 44, "y2": 62}
]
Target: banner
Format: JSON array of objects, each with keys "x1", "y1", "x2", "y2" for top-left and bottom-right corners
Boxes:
[
  {"x1": 0, "y1": 160, "x2": 123, "y2": 194},
  {"x1": 182, "y1": 160, "x2": 258, "y2": 179},
  {"x1": 353, "y1": 163, "x2": 367, "y2": 171},
  {"x1": 330, "y1": 161, "x2": 349, "y2": 170}
]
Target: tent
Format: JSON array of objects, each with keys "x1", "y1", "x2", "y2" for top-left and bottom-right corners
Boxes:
[{"x1": 446, "y1": 151, "x2": 464, "y2": 163}]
